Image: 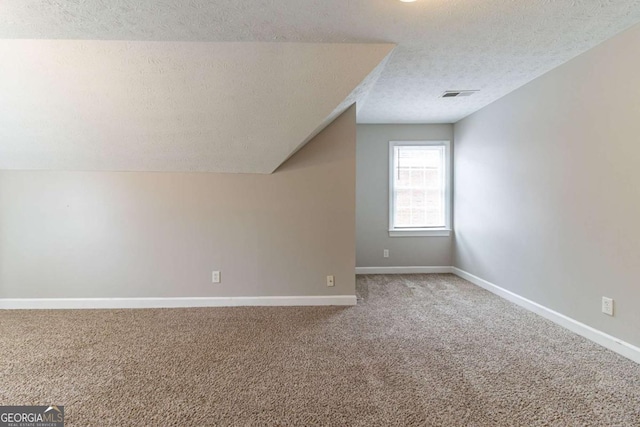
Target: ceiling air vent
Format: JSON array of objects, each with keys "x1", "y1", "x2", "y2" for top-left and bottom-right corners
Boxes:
[{"x1": 441, "y1": 90, "x2": 479, "y2": 98}]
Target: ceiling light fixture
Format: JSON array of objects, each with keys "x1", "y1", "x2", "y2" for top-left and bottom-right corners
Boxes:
[{"x1": 399, "y1": 0, "x2": 418, "y2": 3}]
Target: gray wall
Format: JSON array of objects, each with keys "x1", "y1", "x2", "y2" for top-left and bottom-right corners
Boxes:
[
  {"x1": 0, "y1": 107, "x2": 356, "y2": 299},
  {"x1": 454, "y1": 24, "x2": 640, "y2": 347},
  {"x1": 356, "y1": 124, "x2": 454, "y2": 267}
]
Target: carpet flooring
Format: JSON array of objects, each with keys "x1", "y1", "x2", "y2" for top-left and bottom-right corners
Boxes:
[{"x1": 1, "y1": 274, "x2": 639, "y2": 426}]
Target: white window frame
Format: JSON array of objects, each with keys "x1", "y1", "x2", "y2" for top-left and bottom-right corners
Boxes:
[{"x1": 388, "y1": 140, "x2": 452, "y2": 237}]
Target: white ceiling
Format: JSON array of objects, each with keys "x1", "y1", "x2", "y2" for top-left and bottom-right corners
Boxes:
[
  {"x1": 3, "y1": 0, "x2": 640, "y2": 124},
  {"x1": 0, "y1": 41, "x2": 392, "y2": 173},
  {"x1": 2, "y1": 1, "x2": 640, "y2": 173}
]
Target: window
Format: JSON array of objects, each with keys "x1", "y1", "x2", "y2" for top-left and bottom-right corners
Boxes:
[{"x1": 389, "y1": 141, "x2": 451, "y2": 237}]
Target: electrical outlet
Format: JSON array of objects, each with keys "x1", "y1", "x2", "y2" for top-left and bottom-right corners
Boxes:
[
  {"x1": 383, "y1": 249, "x2": 389, "y2": 258},
  {"x1": 327, "y1": 275, "x2": 335, "y2": 287},
  {"x1": 212, "y1": 271, "x2": 221, "y2": 284},
  {"x1": 602, "y1": 297, "x2": 613, "y2": 316}
]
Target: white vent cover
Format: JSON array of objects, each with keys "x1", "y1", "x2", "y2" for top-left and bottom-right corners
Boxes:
[{"x1": 441, "y1": 90, "x2": 479, "y2": 98}]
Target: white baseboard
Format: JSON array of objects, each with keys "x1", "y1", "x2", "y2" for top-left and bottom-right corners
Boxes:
[
  {"x1": 452, "y1": 267, "x2": 640, "y2": 365},
  {"x1": 355, "y1": 266, "x2": 453, "y2": 275},
  {"x1": 0, "y1": 295, "x2": 357, "y2": 310},
  {"x1": 4, "y1": 269, "x2": 637, "y2": 364}
]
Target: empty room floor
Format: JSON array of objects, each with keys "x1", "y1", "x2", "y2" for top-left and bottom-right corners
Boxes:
[{"x1": 1, "y1": 274, "x2": 639, "y2": 426}]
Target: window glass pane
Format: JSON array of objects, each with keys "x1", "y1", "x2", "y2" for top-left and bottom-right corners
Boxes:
[
  {"x1": 425, "y1": 169, "x2": 441, "y2": 189},
  {"x1": 396, "y1": 189, "x2": 412, "y2": 208},
  {"x1": 395, "y1": 209, "x2": 412, "y2": 227},
  {"x1": 410, "y1": 208, "x2": 427, "y2": 226},
  {"x1": 397, "y1": 168, "x2": 411, "y2": 184},
  {"x1": 393, "y1": 144, "x2": 446, "y2": 229},
  {"x1": 410, "y1": 169, "x2": 424, "y2": 187}
]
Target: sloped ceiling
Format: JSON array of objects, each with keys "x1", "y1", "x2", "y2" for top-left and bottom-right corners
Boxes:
[
  {"x1": 2, "y1": 1, "x2": 640, "y2": 172},
  {"x1": 3, "y1": 0, "x2": 640, "y2": 124},
  {"x1": 0, "y1": 41, "x2": 393, "y2": 173}
]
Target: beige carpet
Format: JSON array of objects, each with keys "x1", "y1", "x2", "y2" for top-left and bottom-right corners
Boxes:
[{"x1": 1, "y1": 274, "x2": 639, "y2": 426}]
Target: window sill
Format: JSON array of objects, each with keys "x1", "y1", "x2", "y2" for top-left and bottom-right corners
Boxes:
[{"x1": 388, "y1": 228, "x2": 452, "y2": 237}]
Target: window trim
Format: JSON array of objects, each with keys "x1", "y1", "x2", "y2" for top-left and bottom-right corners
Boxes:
[{"x1": 388, "y1": 140, "x2": 452, "y2": 237}]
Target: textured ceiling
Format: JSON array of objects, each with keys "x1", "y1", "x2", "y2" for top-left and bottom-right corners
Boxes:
[
  {"x1": 0, "y1": 41, "x2": 393, "y2": 173},
  {"x1": 2, "y1": 0, "x2": 640, "y2": 124},
  {"x1": 2, "y1": 1, "x2": 640, "y2": 173}
]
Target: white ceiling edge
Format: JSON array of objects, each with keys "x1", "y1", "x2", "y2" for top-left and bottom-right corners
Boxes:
[{"x1": 0, "y1": 40, "x2": 394, "y2": 174}]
